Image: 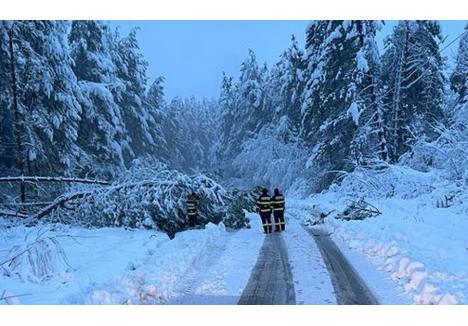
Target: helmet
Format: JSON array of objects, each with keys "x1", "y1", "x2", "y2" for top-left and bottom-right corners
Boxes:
[{"x1": 261, "y1": 188, "x2": 268, "y2": 195}]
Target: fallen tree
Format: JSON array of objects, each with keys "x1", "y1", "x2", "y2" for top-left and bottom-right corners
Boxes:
[{"x1": 15, "y1": 161, "x2": 250, "y2": 235}]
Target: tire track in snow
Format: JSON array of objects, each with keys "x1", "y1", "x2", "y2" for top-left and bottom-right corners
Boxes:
[
  {"x1": 305, "y1": 227, "x2": 378, "y2": 305},
  {"x1": 238, "y1": 233, "x2": 296, "y2": 305}
]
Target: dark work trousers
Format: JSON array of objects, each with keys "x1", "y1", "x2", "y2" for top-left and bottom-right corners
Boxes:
[
  {"x1": 260, "y1": 212, "x2": 272, "y2": 233},
  {"x1": 188, "y1": 212, "x2": 198, "y2": 227},
  {"x1": 274, "y1": 210, "x2": 285, "y2": 231}
]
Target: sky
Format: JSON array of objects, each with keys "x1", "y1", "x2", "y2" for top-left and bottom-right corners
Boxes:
[{"x1": 109, "y1": 20, "x2": 467, "y2": 100}]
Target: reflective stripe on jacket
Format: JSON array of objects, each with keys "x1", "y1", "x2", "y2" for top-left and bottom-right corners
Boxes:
[
  {"x1": 256, "y1": 195, "x2": 272, "y2": 213},
  {"x1": 271, "y1": 195, "x2": 285, "y2": 211},
  {"x1": 187, "y1": 199, "x2": 198, "y2": 215}
]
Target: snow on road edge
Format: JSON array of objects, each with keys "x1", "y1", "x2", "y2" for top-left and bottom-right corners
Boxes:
[{"x1": 282, "y1": 215, "x2": 336, "y2": 304}]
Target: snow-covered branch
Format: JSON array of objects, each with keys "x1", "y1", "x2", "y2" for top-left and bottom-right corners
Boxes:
[
  {"x1": 0, "y1": 210, "x2": 29, "y2": 218},
  {"x1": 0, "y1": 176, "x2": 111, "y2": 186},
  {"x1": 33, "y1": 191, "x2": 94, "y2": 220}
]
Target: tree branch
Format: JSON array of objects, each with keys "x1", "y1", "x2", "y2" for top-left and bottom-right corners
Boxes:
[
  {"x1": 33, "y1": 191, "x2": 94, "y2": 220},
  {"x1": 0, "y1": 176, "x2": 111, "y2": 186},
  {"x1": 0, "y1": 210, "x2": 29, "y2": 218}
]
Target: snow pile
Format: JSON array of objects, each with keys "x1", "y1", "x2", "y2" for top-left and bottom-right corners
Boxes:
[
  {"x1": 79, "y1": 223, "x2": 228, "y2": 304},
  {"x1": 0, "y1": 217, "x2": 264, "y2": 305},
  {"x1": 298, "y1": 165, "x2": 468, "y2": 304}
]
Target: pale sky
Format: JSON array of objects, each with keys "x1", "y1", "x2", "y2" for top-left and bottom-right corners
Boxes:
[{"x1": 109, "y1": 20, "x2": 467, "y2": 100}]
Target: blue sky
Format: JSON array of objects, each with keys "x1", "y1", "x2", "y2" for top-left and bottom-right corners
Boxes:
[{"x1": 109, "y1": 20, "x2": 467, "y2": 100}]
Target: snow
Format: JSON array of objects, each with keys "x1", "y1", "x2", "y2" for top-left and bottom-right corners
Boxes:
[
  {"x1": 347, "y1": 102, "x2": 361, "y2": 126},
  {"x1": 293, "y1": 166, "x2": 468, "y2": 305},
  {"x1": 356, "y1": 49, "x2": 369, "y2": 72},
  {"x1": 0, "y1": 225, "x2": 168, "y2": 304},
  {"x1": 281, "y1": 216, "x2": 336, "y2": 304},
  {"x1": 0, "y1": 216, "x2": 264, "y2": 305},
  {"x1": 3, "y1": 166, "x2": 465, "y2": 305},
  {"x1": 285, "y1": 198, "x2": 407, "y2": 304}
]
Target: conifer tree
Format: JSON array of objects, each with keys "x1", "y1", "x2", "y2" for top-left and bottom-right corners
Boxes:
[{"x1": 381, "y1": 20, "x2": 445, "y2": 162}]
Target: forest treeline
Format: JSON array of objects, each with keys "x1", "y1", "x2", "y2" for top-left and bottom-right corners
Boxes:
[{"x1": 1, "y1": 20, "x2": 467, "y2": 194}]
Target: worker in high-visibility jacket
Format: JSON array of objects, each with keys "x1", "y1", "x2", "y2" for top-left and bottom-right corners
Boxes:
[
  {"x1": 186, "y1": 192, "x2": 199, "y2": 228},
  {"x1": 256, "y1": 188, "x2": 273, "y2": 234},
  {"x1": 271, "y1": 188, "x2": 286, "y2": 232}
]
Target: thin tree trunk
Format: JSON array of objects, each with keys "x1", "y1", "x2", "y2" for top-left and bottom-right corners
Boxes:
[{"x1": 8, "y1": 27, "x2": 27, "y2": 205}]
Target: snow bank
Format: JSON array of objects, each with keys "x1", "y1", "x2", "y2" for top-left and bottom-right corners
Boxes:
[
  {"x1": 77, "y1": 222, "x2": 228, "y2": 304},
  {"x1": 296, "y1": 166, "x2": 468, "y2": 304}
]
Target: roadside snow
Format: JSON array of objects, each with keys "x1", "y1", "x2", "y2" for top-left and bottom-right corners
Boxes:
[
  {"x1": 167, "y1": 213, "x2": 264, "y2": 304},
  {"x1": 1, "y1": 216, "x2": 264, "y2": 305},
  {"x1": 0, "y1": 225, "x2": 168, "y2": 304},
  {"x1": 293, "y1": 172, "x2": 468, "y2": 305}
]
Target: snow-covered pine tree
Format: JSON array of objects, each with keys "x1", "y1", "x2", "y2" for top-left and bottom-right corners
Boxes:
[
  {"x1": 301, "y1": 20, "x2": 383, "y2": 189},
  {"x1": 216, "y1": 50, "x2": 269, "y2": 177},
  {"x1": 450, "y1": 23, "x2": 468, "y2": 103},
  {"x1": 0, "y1": 22, "x2": 20, "y2": 175},
  {"x1": 2, "y1": 21, "x2": 84, "y2": 176},
  {"x1": 438, "y1": 23, "x2": 468, "y2": 180},
  {"x1": 381, "y1": 20, "x2": 445, "y2": 163},
  {"x1": 111, "y1": 29, "x2": 154, "y2": 165},
  {"x1": 143, "y1": 76, "x2": 171, "y2": 162},
  {"x1": 165, "y1": 97, "x2": 219, "y2": 173},
  {"x1": 348, "y1": 21, "x2": 390, "y2": 165},
  {"x1": 69, "y1": 20, "x2": 131, "y2": 174},
  {"x1": 227, "y1": 36, "x2": 311, "y2": 190},
  {"x1": 215, "y1": 73, "x2": 239, "y2": 169},
  {"x1": 267, "y1": 35, "x2": 307, "y2": 140}
]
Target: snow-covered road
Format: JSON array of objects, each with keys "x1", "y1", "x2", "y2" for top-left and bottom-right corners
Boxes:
[
  {"x1": 238, "y1": 232, "x2": 295, "y2": 304},
  {"x1": 282, "y1": 217, "x2": 336, "y2": 304},
  {"x1": 1, "y1": 209, "x2": 391, "y2": 305}
]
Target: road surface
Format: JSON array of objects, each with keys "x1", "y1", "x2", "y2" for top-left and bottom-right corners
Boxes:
[
  {"x1": 238, "y1": 232, "x2": 296, "y2": 305},
  {"x1": 305, "y1": 227, "x2": 378, "y2": 305}
]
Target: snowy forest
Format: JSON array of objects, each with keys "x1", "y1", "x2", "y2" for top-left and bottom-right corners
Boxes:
[{"x1": 1, "y1": 20, "x2": 468, "y2": 305}]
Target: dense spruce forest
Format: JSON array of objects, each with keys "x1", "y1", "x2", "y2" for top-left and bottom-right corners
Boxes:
[{"x1": 0, "y1": 20, "x2": 467, "y2": 228}]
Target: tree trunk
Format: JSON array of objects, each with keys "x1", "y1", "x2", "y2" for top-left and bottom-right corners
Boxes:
[{"x1": 8, "y1": 27, "x2": 27, "y2": 205}]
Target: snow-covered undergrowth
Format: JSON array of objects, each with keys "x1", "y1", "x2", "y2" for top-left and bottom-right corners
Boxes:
[
  {"x1": 0, "y1": 226, "x2": 71, "y2": 283},
  {"x1": 293, "y1": 165, "x2": 468, "y2": 305}
]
